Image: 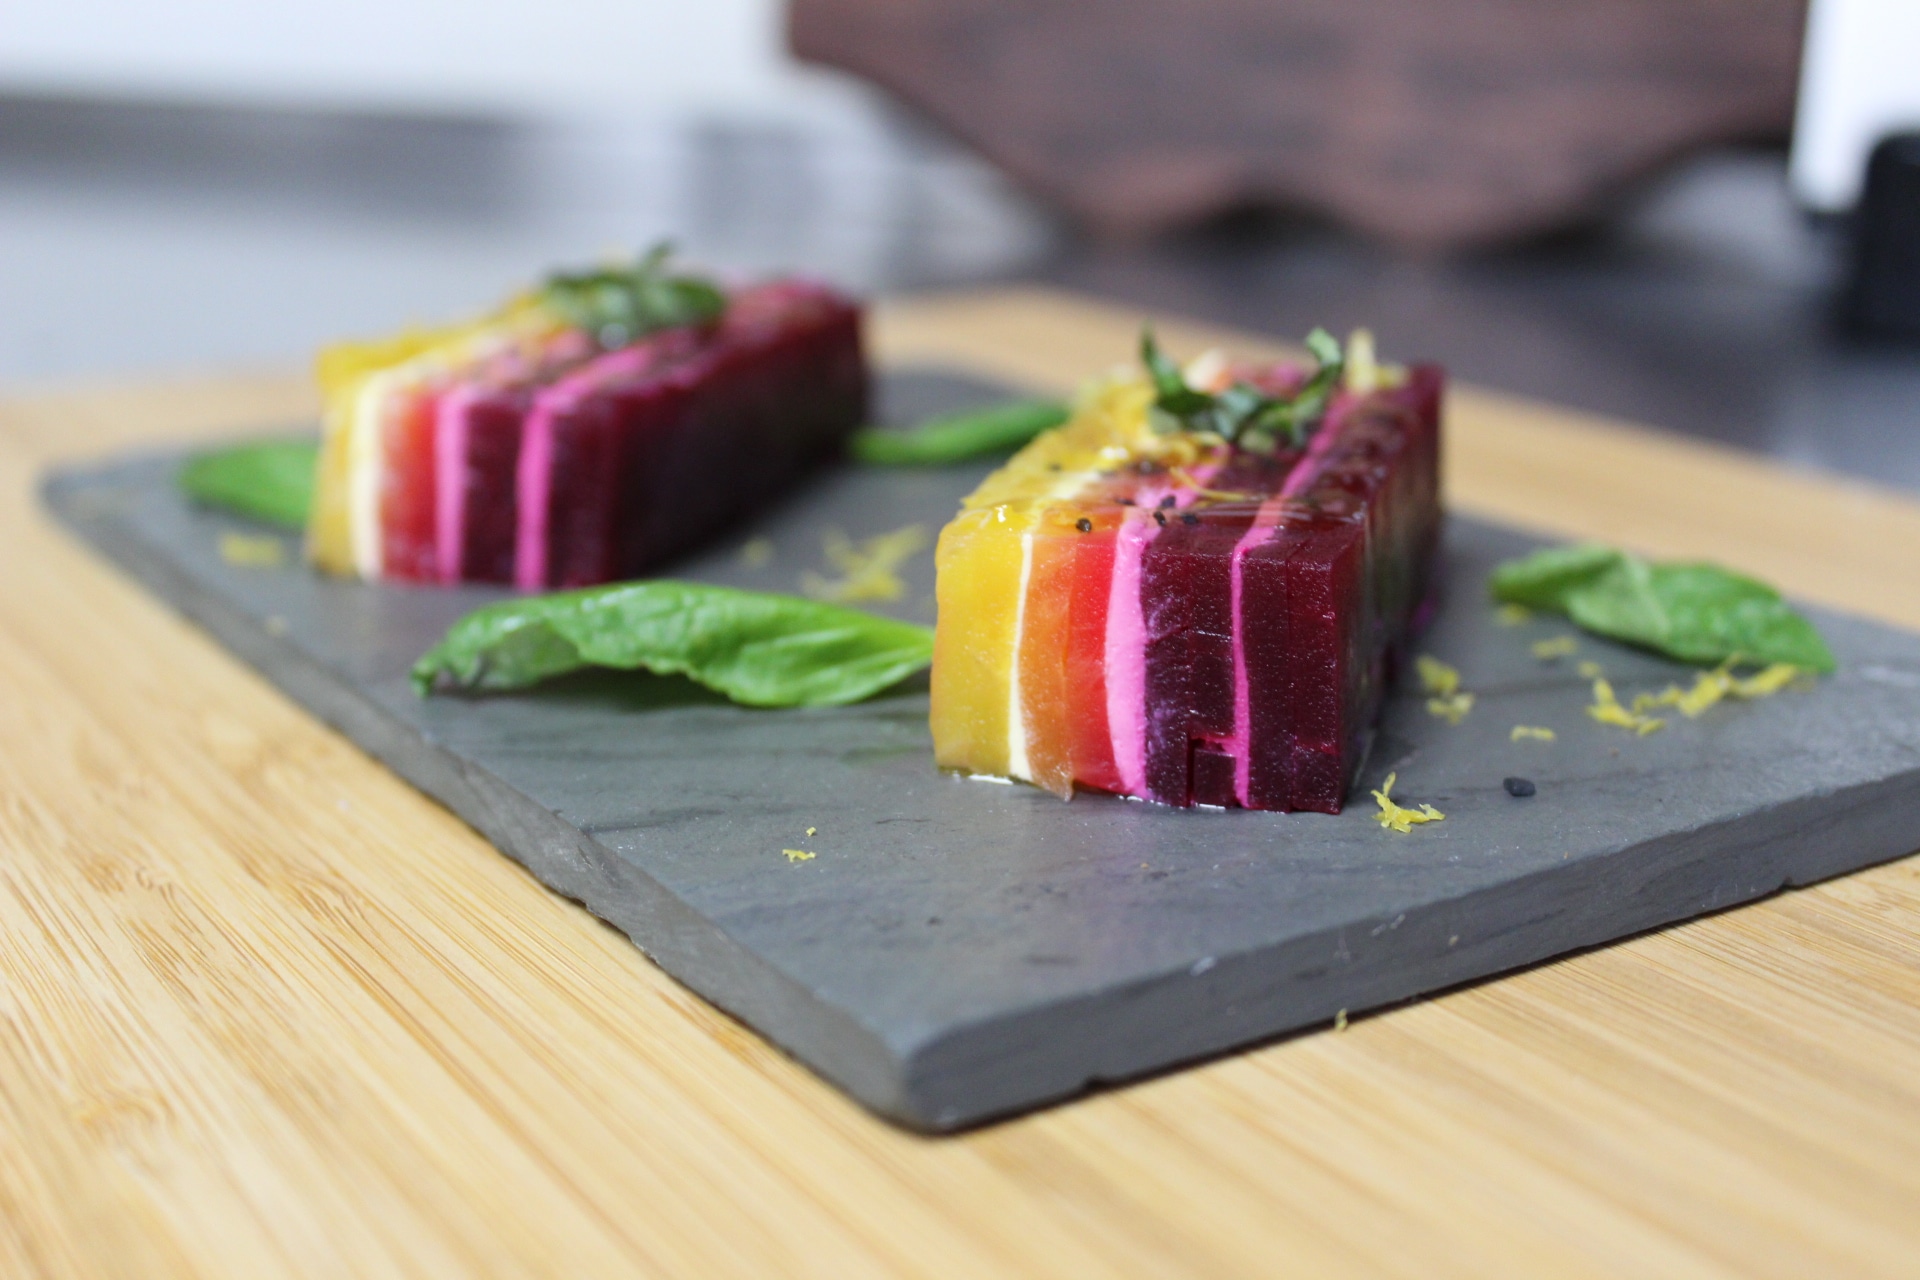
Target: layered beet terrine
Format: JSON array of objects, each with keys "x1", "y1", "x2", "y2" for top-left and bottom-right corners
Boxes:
[
  {"x1": 307, "y1": 253, "x2": 866, "y2": 587},
  {"x1": 930, "y1": 333, "x2": 1442, "y2": 813}
]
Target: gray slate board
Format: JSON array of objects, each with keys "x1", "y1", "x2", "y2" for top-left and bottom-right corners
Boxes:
[{"x1": 41, "y1": 369, "x2": 1920, "y2": 1131}]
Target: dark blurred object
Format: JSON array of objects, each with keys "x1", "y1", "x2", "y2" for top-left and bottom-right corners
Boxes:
[
  {"x1": 790, "y1": 0, "x2": 1805, "y2": 253},
  {"x1": 1843, "y1": 134, "x2": 1920, "y2": 344}
]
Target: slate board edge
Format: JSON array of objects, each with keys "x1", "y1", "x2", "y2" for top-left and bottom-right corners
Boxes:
[
  {"x1": 905, "y1": 768, "x2": 1920, "y2": 1126},
  {"x1": 39, "y1": 455, "x2": 1920, "y2": 1133}
]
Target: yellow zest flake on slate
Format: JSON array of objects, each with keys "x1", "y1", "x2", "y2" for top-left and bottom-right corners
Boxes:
[
  {"x1": 1416, "y1": 654, "x2": 1460, "y2": 696},
  {"x1": 1732, "y1": 663, "x2": 1803, "y2": 697},
  {"x1": 1416, "y1": 655, "x2": 1473, "y2": 724},
  {"x1": 1531, "y1": 636, "x2": 1578, "y2": 660},
  {"x1": 738, "y1": 536, "x2": 774, "y2": 568},
  {"x1": 1372, "y1": 772, "x2": 1445, "y2": 833},
  {"x1": 1495, "y1": 603, "x2": 1533, "y2": 626},
  {"x1": 1632, "y1": 661, "x2": 1803, "y2": 720},
  {"x1": 1587, "y1": 678, "x2": 1665, "y2": 735},
  {"x1": 783, "y1": 849, "x2": 816, "y2": 863},
  {"x1": 1511, "y1": 725, "x2": 1557, "y2": 742},
  {"x1": 1577, "y1": 660, "x2": 1605, "y2": 679},
  {"x1": 805, "y1": 826, "x2": 817, "y2": 837},
  {"x1": 218, "y1": 532, "x2": 287, "y2": 568},
  {"x1": 801, "y1": 523, "x2": 929, "y2": 604}
]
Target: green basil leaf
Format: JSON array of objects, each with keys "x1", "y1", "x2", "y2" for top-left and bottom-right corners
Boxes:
[
  {"x1": 1137, "y1": 325, "x2": 1343, "y2": 449},
  {"x1": 1490, "y1": 544, "x2": 1835, "y2": 672},
  {"x1": 1305, "y1": 326, "x2": 1342, "y2": 368},
  {"x1": 1606, "y1": 562, "x2": 1834, "y2": 670},
  {"x1": 178, "y1": 439, "x2": 318, "y2": 529},
  {"x1": 412, "y1": 579, "x2": 935, "y2": 705},
  {"x1": 1140, "y1": 327, "x2": 1190, "y2": 401},
  {"x1": 849, "y1": 399, "x2": 1070, "y2": 466},
  {"x1": 1489, "y1": 543, "x2": 1625, "y2": 611}
]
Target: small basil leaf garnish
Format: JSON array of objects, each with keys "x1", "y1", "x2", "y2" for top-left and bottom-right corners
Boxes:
[
  {"x1": 1141, "y1": 326, "x2": 1344, "y2": 450},
  {"x1": 540, "y1": 243, "x2": 726, "y2": 349}
]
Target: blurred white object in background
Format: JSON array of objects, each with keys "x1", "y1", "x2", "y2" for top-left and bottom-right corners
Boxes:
[
  {"x1": 1792, "y1": 0, "x2": 1920, "y2": 211},
  {"x1": 0, "y1": 0, "x2": 790, "y2": 115}
]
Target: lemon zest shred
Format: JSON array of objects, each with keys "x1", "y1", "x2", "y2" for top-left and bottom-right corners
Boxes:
[
  {"x1": 1416, "y1": 655, "x2": 1460, "y2": 696},
  {"x1": 799, "y1": 523, "x2": 929, "y2": 603},
  {"x1": 1632, "y1": 660, "x2": 1804, "y2": 720},
  {"x1": 1588, "y1": 677, "x2": 1666, "y2": 735},
  {"x1": 1372, "y1": 772, "x2": 1445, "y2": 833},
  {"x1": 1531, "y1": 636, "x2": 1578, "y2": 660},
  {"x1": 805, "y1": 826, "x2": 817, "y2": 837},
  {"x1": 218, "y1": 533, "x2": 287, "y2": 568},
  {"x1": 1731, "y1": 663, "x2": 1802, "y2": 698},
  {"x1": 1511, "y1": 725, "x2": 1557, "y2": 742},
  {"x1": 1495, "y1": 603, "x2": 1533, "y2": 626},
  {"x1": 1416, "y1": 656, "x2": 1472, "y2": 723},
  {"x1": 1577, "y1": 660, "x2": 1605, "y2": 679},
  {"x1": 1415, "y1": 655, "x2": 1473, "y2": 723},
  {"x1": 783, "y1": 849, "x2": 816, "y2": 863}
]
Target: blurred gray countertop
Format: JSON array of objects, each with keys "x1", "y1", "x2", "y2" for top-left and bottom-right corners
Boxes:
[{"x1": 1, "y1": 93, "x2": 1914, "y2": 492}]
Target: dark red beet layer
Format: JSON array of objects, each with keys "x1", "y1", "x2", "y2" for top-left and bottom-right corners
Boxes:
[
  {"x1": 450, "y1": 387, "x2": 535, "y2": 584},
  {"x1": 533, "y1": 282, "x2": 866, "y2": 588},
  {"x1": 1135, "y1": 366, "x2": 1442, "y2": 812}
]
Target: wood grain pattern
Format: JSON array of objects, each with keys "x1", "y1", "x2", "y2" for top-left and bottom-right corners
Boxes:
[{"x1": 3, "y1": 288, "x2": 1917, "y2": 1279}]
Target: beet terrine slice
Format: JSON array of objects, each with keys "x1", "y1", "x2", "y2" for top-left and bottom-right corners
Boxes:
[{"x1": 930, "y1": 344, "x2": 1441, "y2": 813}]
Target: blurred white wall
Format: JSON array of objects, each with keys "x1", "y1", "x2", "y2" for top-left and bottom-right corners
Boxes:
[
  {"x1": 0, "y1": 0, "x2": 1058, "y2": 385},
  {"x1": 0, "y1": 0, "x2": 806, "y2": 116}
]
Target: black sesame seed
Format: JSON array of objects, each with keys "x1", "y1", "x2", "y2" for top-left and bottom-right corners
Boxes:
[
  {"x1": 1118, "y1": 497, "x2": 1135, "y2": 506},
  {"x1": 1154, "y1": 510, "x2": 1167, "y2": 527},
  {"x1": 1159, "y1": 495, "x2": 1176, "y2": 509},
  {"x1": 1076, "y1": 517, "x2": 1093, "y2": 533},
  {"x1": 1181, "y1": 511, "x2": 1200, "y2": 525},
  {"x1": 1503, "y1": 776, "x2": 1536, "y2": 798}
]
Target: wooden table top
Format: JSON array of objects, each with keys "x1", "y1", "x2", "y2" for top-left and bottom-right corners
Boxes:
[{"x1": 3, "y1": 287, "x2": 1917, "y2": 1280}]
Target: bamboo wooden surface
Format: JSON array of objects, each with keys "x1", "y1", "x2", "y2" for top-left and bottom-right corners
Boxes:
[{"x1": 2, "y1": 286, "x2": 1917, "y2": 1279}]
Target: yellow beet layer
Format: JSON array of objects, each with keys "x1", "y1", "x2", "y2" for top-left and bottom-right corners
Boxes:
[
  {"x1": 930, "y1": 503, "x2": 1030, "y2": 778},
  {"x1": 305, "y1": 296, "x2": 553, "y2": 578}
]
